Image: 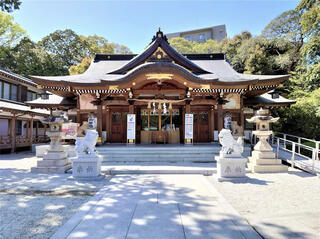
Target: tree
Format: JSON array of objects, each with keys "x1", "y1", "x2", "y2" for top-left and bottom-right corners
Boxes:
[
  {"x1": 0, "y1": 0, "x2": 21, "y2": 12},
  {"x1": 297, "y1": 0, "x2": 320, "y2": 64},
  {"x1": 68, "y1": 35, "x2": 132, "y2": 75},
  {"x1": 262, "y1": 10, "x2": 304, "y2": 72},
  {"x1": 0, "y1": 11, "x2": 26, "y2": 47},
  {"x1": 69, "y1": 57, "x2": 91, "y2": 75},
  {"x1": 168, "y1": 37, "x2": 195, "y2": 53},
  {"x1": 39, "y1": 29, "x2": 88, "y2": 73}
]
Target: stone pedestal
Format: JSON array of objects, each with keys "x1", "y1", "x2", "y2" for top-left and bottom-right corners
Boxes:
[
  {"x1": 248, "y1": 149, "x2": 288, "y2": 173},
  {"x1": 216, "y1": 155, "x2": 247, "y2": 181},
  {"x1": 247, "y1": 130, "x2": 287, "y2": 173},
  {"x1": 72, "y1": 153, "x2": 103, "y2": 180},
  {"x1": 31, "y1": 150, "x2": 71, "y2": 174}
]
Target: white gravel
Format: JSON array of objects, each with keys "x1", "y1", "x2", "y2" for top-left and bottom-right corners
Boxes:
[
  {"x1": 208, "y1": 168, "x2": 320, "y2": 239},
  {"x1": 0, "y1": 152, "x2": 109, "y2": 239}
]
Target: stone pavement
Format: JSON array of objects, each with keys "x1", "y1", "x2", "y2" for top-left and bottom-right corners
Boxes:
[{"x1": 51, "y1": 174, "x2": 260, "y2": 239}]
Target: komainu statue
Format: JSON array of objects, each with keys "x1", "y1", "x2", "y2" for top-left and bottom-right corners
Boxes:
[
  {"x1": 218, "y1": 129, "x2": 244, "y2": 156},
  {"x1": 75, "y1": 129, "x2": 98, "y2": 155}
]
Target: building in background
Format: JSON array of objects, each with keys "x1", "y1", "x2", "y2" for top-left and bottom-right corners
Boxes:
[
  {"x1": 29, "y1": 30, "x2": 294, "y2": 145},
  {"x1": 166, "y1": 25, "x2": 227, "y2": 43},
  {"x1": 0, "y1": 68, "x2": 49, "y2": 152}
]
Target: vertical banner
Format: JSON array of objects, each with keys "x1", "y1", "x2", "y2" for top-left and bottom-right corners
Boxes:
[
  {"x1": 185, "y1": 114, "x2": 193, "y2": 140},
  {"x1": 127, "y1": 114, "x2": 136, "y2": 140}
]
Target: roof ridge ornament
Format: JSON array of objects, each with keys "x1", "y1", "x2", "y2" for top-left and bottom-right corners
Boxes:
[{"x1": 152, "y1": 27, "x2": 168, "y2": 43}]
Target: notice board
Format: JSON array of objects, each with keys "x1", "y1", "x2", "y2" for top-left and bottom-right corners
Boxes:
[
  {"x1": 185, "y1": 114, "x2": 193, "y2": 139},
  {"x1": 127, "y1": 114, "x2": 136, "y2": 140}
]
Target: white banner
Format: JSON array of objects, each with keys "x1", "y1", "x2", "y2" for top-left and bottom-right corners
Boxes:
[
  {"x1": 127, "y1": 114, "x2": 136, "y2": 140},
  {"x1": 185, "y1": 114, "x2": 193, "y2": 139}
]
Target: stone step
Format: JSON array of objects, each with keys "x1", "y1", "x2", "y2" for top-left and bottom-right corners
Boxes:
[
  {"x1": 248, "y1": 157, "x2": 282, "y2": 165},
  {"x1": 247, "y1": 163, "x2": 288, "y2": 173},
  {"x1": 31, "y1": 164, "x2": 72, "y2": 174},
  {"x1": 102, "y1": 157, "x2": 215, "y2": 163},
  {"x1": 37, "y1": 158, "x2": 70, "y2": 167},
  {"x1": 103, "y1": 168, "x2": 215, "y2": 175},
  {"x1": 102, "y1": 153, "x2": 216, "y2": 158}
]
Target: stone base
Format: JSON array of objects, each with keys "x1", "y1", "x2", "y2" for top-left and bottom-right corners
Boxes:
[
  {"x1": 248, "y1": 149, "x2": 288, "y2": 173},
  {"x1": 67, "y1": 174, "x2": 105, "y2": 181},
  {"x1": 31, "y1": 151, "x2": 71, "y2": 174},
  {"x1": 43, "y1": 151, "x2": 67, "y2": 160},
  {"x1": 247, "y1": 163, "x2": 288, "y2": 173},
  {"x1": 72, "y1": 154, "x2": 102, "y2": 178},
  {"x1": 36, "y1": 145, "x2": 76, "y2": 158},
  {"x1": 216, "y1": 156, "x2": 247, "y2": 181}
]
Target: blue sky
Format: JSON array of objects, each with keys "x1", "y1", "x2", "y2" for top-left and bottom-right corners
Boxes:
[{"x1": 12, "y1": 0, "x2": 300, "y2": 53}]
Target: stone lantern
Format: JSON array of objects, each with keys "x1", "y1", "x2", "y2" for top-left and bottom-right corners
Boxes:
[
  {"x1": 31, "y1": 110, "x2": 72, "y2": 174},
  {"x1": 41, "y1": 110, "x2": 69, "y2": 152},
  {"x1": 246, "y1": 108, "x2": 287, "y2": 173}
]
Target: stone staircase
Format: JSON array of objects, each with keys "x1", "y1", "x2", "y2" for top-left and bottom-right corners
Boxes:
[
  {"x1": 97, "y1": 144, "x2": 219, "y2": 163},
  {"x1": 97, "y1": 144, "x2": 251, "y2": 164}
]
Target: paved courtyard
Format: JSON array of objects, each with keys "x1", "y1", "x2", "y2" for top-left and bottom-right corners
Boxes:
[{"x1": 0, "y1": 152, "x2": 319, "y2": 239}]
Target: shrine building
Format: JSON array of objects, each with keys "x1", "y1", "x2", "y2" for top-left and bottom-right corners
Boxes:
[{"x1": 28, "y1": 29, "x2": 294, "y2": 144}]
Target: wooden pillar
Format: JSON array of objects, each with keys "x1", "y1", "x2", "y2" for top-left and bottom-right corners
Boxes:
[
  {"x1": 105, "y1": 106, "x2": 110, "y2": 142},
  {"x1": 170, "y1": 110, "x2": 173, "y2": 130},
  {"x1": 97, "y1": 103, "x2": 103, "y2": 138},
  {"x1": 148, "y1": 109, "x2": 150, "y2": 130},
  {"x1": 10, "y1": 116, "x2": 16, "y2": 153},
  {"x1": 209, "y1": 106, "x2": 215, "y2": 141},
  {"x1": 26, "y1": 120, "x2": 29, "y2": 138},
  {"x1": 240, "y1": 95, "x2": 244, "y2": 133},
  {"x1": 158, "y1": 110, "x2": 161, "y2": 131},
  {"x1": 217, "y1": 103, "x2": 223, "y2": 132},
  {"x1": 186, "y1": 103, "x2": 191, "y2": 114},
  {"x1": 36, "y1": 121, "x2": 39, "y2": 138},
  {"x1": 30, "y1": 117, "x2": 34, "y2": 145},
  {"x1": 129, "y1": 104, "x2": 134, "y2": 114}
]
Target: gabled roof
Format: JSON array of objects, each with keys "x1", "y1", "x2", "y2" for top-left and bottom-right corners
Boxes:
[
  {"x1": 109, "y1": 29, "x2": 210, "y2": 75},
  {"x1": 30, "y1": 29, "x2": 289, "y2": 91}
]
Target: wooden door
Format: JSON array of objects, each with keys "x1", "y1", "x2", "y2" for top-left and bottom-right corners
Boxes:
[
  {"x1": 192, "y1": 111, "x2": 210, "y2": 143},
  {"x1": 111, "y1": 111, "x2": 127, "y2": 143}
]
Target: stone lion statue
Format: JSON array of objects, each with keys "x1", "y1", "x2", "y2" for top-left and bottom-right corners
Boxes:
[
  {"x1": 218, "y1": 129, "x2": 244, "y2": 156},
  {"x1": 77, "y1": 121, "x2": 89, "y2": 137},
  {"x1": 75, "y1": 129, "x2": 98, "y2": 155}
]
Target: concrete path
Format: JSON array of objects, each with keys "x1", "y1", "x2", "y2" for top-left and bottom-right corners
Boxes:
[
  {"x1": 51, "y1": 175, "x2": 261, "y2": 239},
  {"x1": 101, "y1": 162, "x2": 216, "y2": 175}
]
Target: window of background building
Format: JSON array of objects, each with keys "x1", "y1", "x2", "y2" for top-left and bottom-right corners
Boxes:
[
  {"x1": 32, "y1": 92, "x2": 37, "y2": 100},
  {"x1": 27, "y1": 91, "x2": 32, "y2": 101},
  {"x1": 11, "y1": 84, "x2": 18, "y2": 101},
  {"x1": 219, "y1": 30, "x2": 224, "y2": 38},
  {"x1": 0, "y1": 81, "x2": 2, "y2": 98},
  {"x1": 185, "y1": 36, "x2": 191, "y2": 41},
  {"x1": 199, "y1": 34, "x2": 205, "y2": 41},
  {"x1": 15, "y1": 120, "x2": 22, "y2": 136},
  {"x1": 3, "y1": 82, "x2": 10, "y2": 100}
]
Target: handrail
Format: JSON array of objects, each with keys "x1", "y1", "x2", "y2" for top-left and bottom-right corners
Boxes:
[{"x1": 271, "y1": 134, "x2": 319, "y2": 174}]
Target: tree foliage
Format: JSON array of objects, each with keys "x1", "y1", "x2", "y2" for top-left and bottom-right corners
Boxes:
[
  {"x1": 0, "y1": 11, "x2": 26, "y2": 47},
  {"x1": 0, "y1": 0, "x2": 21, "y2": 12}
]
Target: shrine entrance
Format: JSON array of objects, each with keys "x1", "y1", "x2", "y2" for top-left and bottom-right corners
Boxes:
[
  {"x1": 192, "y1": 108, "x2": 211, "y2": 143},
  {"x1": 110, "y1": 109, "x2": 128, "y2": 143}
]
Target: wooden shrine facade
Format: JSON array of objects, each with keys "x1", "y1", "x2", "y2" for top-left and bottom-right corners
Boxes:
[{"x1": 29, "y1": 29, "x2": 294, "y2": 144}]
